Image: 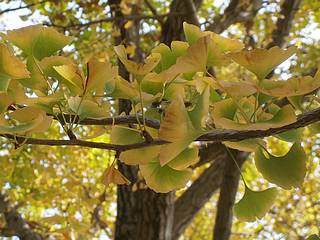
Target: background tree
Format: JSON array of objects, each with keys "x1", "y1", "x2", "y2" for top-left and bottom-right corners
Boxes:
[{"x1": 0, "y1": 0, "x2": 319, "y2": 240}]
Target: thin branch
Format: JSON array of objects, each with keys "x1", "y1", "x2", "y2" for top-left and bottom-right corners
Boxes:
[
  {"x1": 0, "y1": 193, "x2": 43, "y2": 239},
  {"x1": 1, "y1": 107, "x2": 320, "y2": 151},
  {"x1": 54, "y1": 113, "x2": 161, "y2": 129},
  {"x1": 0, "y1": 0, "x2": 49, "y2": 15},
  {"x1": 45, "y1": 12, "x2": 185, "y2": 29}
]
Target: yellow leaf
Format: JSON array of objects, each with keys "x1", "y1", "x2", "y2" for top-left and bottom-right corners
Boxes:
[
  {"x1": 101, "y1": 166, "x2": 130, "y2": 186},
  {"x1": 114, "y1": 45, "x2": 161, "y2": 75},
  {"x1": 228, "y1": 46, "x2": 297, "y2": 79}
]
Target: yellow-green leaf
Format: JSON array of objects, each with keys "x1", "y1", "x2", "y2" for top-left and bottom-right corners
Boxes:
[
  {"x1": 139, "y1": 158, "x2": 192, "y2": 193},
  {"x1": 7, "y1": 25, "x2": 73, "y2": 60},
  {"x1": 234, "y1": 186, "x2": 278, "y2": 222},
  {"x1": 114, "y1": 45, "x2": 161, "y2": 75},
  {"x1": 255, "y1": 143, "x2": 307, "y2": 189},
  {"x1": 0, "y1": 44, "x2": 30, "y2": 92},
  {"x1": 68, "y1": 96, "x2": 108, "y2": 119},
  {"x1": 159, "y1": 96, "x2": 202, "y2": 165},
  {"x1": 259, "y1": 74, "x2": 320, "y2": 97},
  {"x1": 101, "y1": 166, "x2": 130, "y2": 186},
  {"x1": 212, "y1": 98, "x2": 296, "y2": 130},
  {"x1": 167, "y1": 146, "x2": 199, "y2": 170}
]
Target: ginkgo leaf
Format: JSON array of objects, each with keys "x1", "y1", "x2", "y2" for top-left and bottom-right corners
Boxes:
[
  {"x1": 152, "y1": 43, "x2": 176, "y2": 71},
  {"x1": 139, "y1": 158, "x2": 192, "y2": 193},
  {"x1": 25, "y1": 93, "x2": 63, "y2": 113},
  {"x1": 216, "y1": 80, "x2": 257, "y2": 97},
  {"x1": 40, "y1": 55, "x2": 74, "y2": 80},
  {"x1": 6, "y1": 25, "x2": 73, "y2": 60},
  {"x1": 1, "y1": 106, "x2": 52, "y2": 134},
  {"x1": 110, "y1": 126, "x2": 143, "y2": 145},
  {"x1": 169, "y1": 36, "x2": 210, "y2": 74},
  {"x1": 85, "y1": 58, "x2": 118, "y2": 94},
  {"x1": 68, "y1": 96, "x2": 108, "y2": 119},
  {"x1": 276, "y1": 128, "x2": 302, "y2": 142},
  {"x1": 228, "y1": 46, "x2": 297, "y2": 79},
  {"x1": 167, "y1": 146, "x2": 199, "y2": 170},
  {"x1": 183, "y1": 22, "x2": 242, "y2": 66},
  {"x1": 234, "y1": 186, "x2": 278, "y2": 222},
  {"x1": 159, "y1": 96, "x2": 202, "y2": 165},
  {"x1": 101, "y1": 166, "x2": 130, "y2": 186},
  {"x1": 54, "y1": 65, "x2": 84, "y2": 94},
  {"x1": 259, "y1": 74, "x2": 320, "y2": 97},
  {"x1": 212, "y1": 98, "x2": 296, "y2": 130},
  {"x1": 114, "y1": 45, "x2": 161, "y2": 75},
  {"x1": 111, "y1": 76, "x2": 139, "y2": 100},
  {"x1": 183, "y1": 22, "x2": 244, "y2": 52},
  {"x1": 224, "y1": 139, "x2": 266, "y2": 152},
  {"x1": 110, "y1": 126, "x2": 160, "y2": 165},
  {"x1": 0, "y1": 44, "x2": 30, "y2": 92},
  {"x1": 255, "y1": 143, "x2": 307, "y2": 189},
  {"x1": 20, "y1": 57, "x2": 48, "y2": 93},
  {"x1": 188, "y1": 85, "x2": 210, "y2": 129}
]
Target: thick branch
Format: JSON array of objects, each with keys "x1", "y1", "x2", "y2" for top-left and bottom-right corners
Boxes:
[
  {"x1": 213, "y1": 151, "x2": 247, "y2": 240},
  {"x1": 1, "y1": 107, "x2": 320, "y2": 151},
  {"x1": 266, "y1": 0, "x2": 302, "y2": 48},
  {"x1": 207, "y1": 0, "x2": 262, "y2": 33},
  {"x1": 173, "y1": 152, "x2": 226, "y2": 239},
  {"x1": 0, "y1": 193, "x2": 42, "y2": 239}
]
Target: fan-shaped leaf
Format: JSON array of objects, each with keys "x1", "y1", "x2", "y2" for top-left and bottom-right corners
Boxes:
[
  {"x1": 255, "y1": 143, "x2": 307, "y2": 189},
  {"x1": 234, "y1": 186, "x2": 278, "y2": 222},
  {"x1": 139, "y1": 158, "x2": 192, "y2": 193},
  {"x1": 228, "y1": 46, "x2": 297, "y2": 79}
]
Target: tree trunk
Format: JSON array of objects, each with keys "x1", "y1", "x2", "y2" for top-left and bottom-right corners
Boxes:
[
  {"x1": 110, "y1": 1, "x2": 176, "y2": 239},
  {"x1": 115, "y1": 165, "x2": 174, "y2": 240}
]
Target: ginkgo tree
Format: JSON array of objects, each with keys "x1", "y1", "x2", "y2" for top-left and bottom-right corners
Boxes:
[{"x1": 0, "y1": 21, "x2": 320, "y2": 238}]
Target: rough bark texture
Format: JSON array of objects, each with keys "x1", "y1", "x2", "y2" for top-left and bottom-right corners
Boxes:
[
  {"x1": 111, "y1": 0, "x2": 175, "y2": 239},
  {"x1": 161, "y1": 0, "x2": 203, "y2": 44},
  {"x1": 213, "y1": 151, "x2": 247, "y2": 240},
  {"x1": 173, "y1": 151, "x2": 226, "y2": 239},
  {"x1": 0, "y1": 193, "x2": 43, "y2": 240}
]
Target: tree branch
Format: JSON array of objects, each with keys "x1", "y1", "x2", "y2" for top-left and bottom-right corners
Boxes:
[
  {"x1": 45, "y1": 12, "x2": 185, "y2": 29},
  {"x1": 0, "y1": 0, "x2": 49, "y2": 15},
  {"x1": 0, "y1": 193, "x2": 43, "y2": 239},
  {"x1": 213, "y1": 151, "x2": 247, "y2": 240},
  {"x1": 172, "y1": 152, "x2": 227, "y2": 239},
  {"x1": 1, "y1": 106, "x2": 320, "y2": 151},
  {"x1": 266, "y1": 0, "x2": 302, "y2": 48},
  {"x1": 206, "y1": 0, "x2": 262, "y2": 33}
]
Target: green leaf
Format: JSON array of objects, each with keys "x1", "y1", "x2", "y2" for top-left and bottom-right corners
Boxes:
[
  {"x1": 188, "y1": 85, "x2": 210, "y2": 129},
  {"x1": 167, "y1": 146, "x2": 199, "y2": 170},
  {"x1": 68, "y1": 96, "x2": 108, "y2": 119},
  {"x1": 139, "y1": 158, "x2": 192, "y2": 193},
  {"x1": 7, "y1": 25, "x2": 73, "y2": 60},
  {"x1": 255, "y1": 143, "x2": 307, "y2": 189},
  {"x1": 224, "y1": 139, "x2": 266, "y2": 152},
  {"x1": 234, "y1": 186, "x2": 278, "y2": 222},
  {"x1": 110, "y1": 126, "x2": 160, "y2": 165},
  {"x1": 228, "y1": 46, "x2": 297, "y2": 79}
]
